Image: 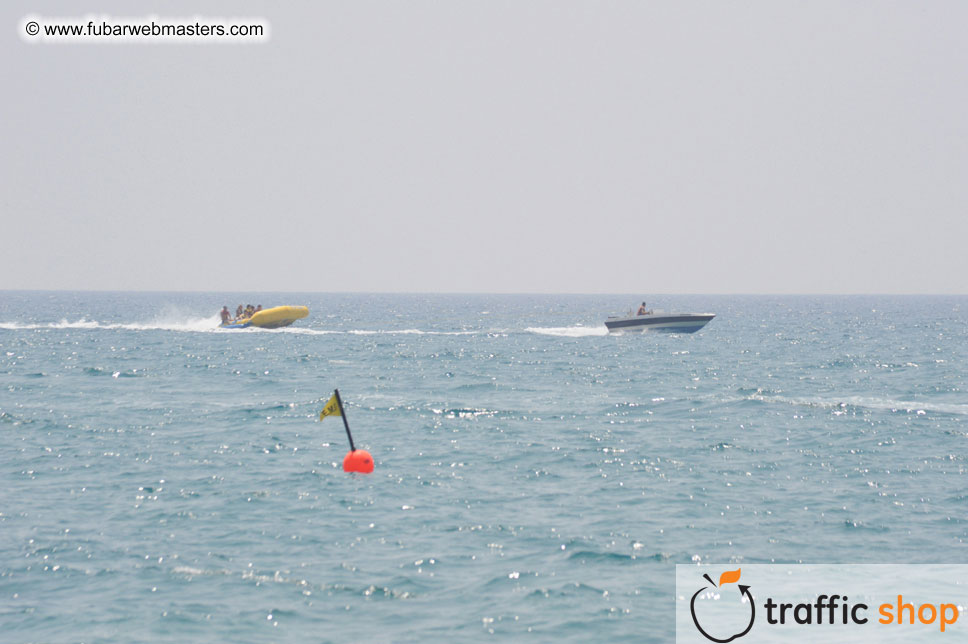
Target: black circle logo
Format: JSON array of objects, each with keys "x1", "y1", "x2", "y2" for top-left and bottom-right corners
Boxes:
[{"x1": 690, "y1": 570, "x2": 755, "y2": 642}]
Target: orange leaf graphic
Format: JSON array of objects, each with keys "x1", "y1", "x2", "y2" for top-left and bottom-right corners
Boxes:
[{"x1": 718, "y1": 568, "x2": 741, "y2": 586}]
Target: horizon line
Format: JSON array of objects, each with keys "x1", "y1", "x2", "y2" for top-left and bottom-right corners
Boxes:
[{"x1": 2, "y1": 289, "x2": 966, "y2": 297}]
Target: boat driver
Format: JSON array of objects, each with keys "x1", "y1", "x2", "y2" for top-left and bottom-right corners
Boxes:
[{"x1": 637, "y1": 301, "x2": 649, "y2": 316}]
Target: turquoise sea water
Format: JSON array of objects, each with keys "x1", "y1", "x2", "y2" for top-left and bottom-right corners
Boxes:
[{"x1": 2, "y1": 292, "x2": 967, "y2": 642}]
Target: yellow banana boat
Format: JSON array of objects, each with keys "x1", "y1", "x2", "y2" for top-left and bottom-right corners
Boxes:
[{"x1": 221, "y1": 306, "x2": 309, "y2": 329}]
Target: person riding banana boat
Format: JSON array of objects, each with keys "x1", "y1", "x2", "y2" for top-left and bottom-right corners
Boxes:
[{"x1": 219, "y1": 304, "x2": 309, "y2": 329}]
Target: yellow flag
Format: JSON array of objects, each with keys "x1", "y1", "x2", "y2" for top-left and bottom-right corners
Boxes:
[{"x1": 319, "y1": 393, "x2": 341, "y2": 420}]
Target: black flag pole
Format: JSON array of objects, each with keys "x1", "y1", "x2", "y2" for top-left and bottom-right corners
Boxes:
[{"x1": 333, "y1": 388, "x2": 356, "y2": 452}]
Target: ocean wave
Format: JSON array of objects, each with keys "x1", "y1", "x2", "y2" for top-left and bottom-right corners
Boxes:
[
  {"x1": 524, "y1": 581, "x2": 610, "y2": 599},
  {"x1": 1, "y1": 319, "x2": 605, "y2": 338},
  {"x1": 82, "y1": 367, "x2": 145, "y2": 378},
  {"x1": 170, "y1": 565, "x2": 416, "y2": 599},
  {"x1": 748, "y1": 392, "x2": 968, "y2": 416},
  {"x1": 0, "y1": 316, "x2": 220, "y2": 333},
  {"x1": 0, "y1": 320, "x2": 490, "y2": 336},
  {"x1": 345, "y1": 329, "x2": 479, "y2": 336},
  {"x1": 567, "y1": 550, "x2": 639, "y2": 563},
  {"x1": 254, "y1": 327, "x2": 481, "y2": 336},
  {"x1": 526, "y1": 326, "x2": 608, "y2": 338},
  {"x1": 243, "y1": 326, "x2": 339, "y2": 335},
  {"x1": 431, "y1": 407, "x2": 500, "y2": 419}
]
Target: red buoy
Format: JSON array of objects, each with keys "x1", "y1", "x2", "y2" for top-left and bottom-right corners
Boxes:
[{"x1": 343, "y1": 449, "x2": 374, "y2": 474}]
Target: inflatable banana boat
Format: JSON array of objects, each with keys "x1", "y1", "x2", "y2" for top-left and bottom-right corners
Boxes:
[{"x1": 221, "y1": 306, "x2": 309, "y2": 329}]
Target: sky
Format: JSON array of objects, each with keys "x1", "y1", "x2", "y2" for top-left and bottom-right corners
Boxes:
[{"x1": 4, "y1": 1, "x2": 967, "y2": 294}]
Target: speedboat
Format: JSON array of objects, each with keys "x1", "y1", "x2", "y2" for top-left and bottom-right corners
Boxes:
[
  {"x1": 221, "y1": 306, "x2": 309, "y2": 329},
  {"x1": 605, "y1": 310, "x2": 714, "y2": 333}
]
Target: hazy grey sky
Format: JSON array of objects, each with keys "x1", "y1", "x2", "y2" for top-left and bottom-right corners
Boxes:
[{"x1": 4, "y1": 1, "x2": 967, "y2": 293}]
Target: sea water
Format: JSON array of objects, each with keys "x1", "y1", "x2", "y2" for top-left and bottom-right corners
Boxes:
[{"x1": 1, "y1": 292, "x2": 966, "y2": 643}]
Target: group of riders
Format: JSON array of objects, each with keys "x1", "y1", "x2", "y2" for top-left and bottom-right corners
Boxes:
[{"x1": 220, "y1": 304, "x2": 262, "y2": 325}]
